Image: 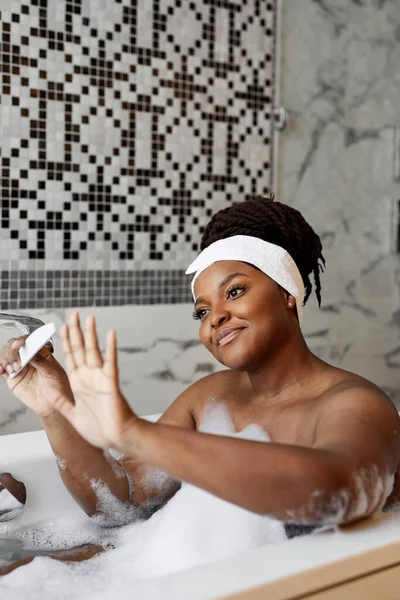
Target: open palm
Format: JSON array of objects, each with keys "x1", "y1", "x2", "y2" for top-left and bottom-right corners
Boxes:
[{"x1": 55, "y1": 312, "x2": 136, "y2": 449}]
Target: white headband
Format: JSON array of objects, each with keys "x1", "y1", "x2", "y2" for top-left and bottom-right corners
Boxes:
[{"x1": 185, "y1": 235, "x2": 305, "y2": 322}]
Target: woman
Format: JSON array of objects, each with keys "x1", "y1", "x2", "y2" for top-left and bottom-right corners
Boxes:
[{"x1": 1, "y1": 196, "x2": 399, "y2": 574}]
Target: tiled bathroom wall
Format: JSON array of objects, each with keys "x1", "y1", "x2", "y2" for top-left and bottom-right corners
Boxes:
[
  {"x1": 0, "y1": 0, "x2": 275, "y2": 309},
  {"x1": 275, "y1": 0, "x2": 400, "y2": 406},
  {"x1": 0, "y1": 0, "x2": 276, "y2": 433}
]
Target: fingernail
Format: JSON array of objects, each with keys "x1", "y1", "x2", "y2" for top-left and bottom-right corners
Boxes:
[
  {"x1": 13, "y1": 362, "x2": 19, "y2": 371},
  {"x1": 6, "y1": 365, "x2": 14, "y2": 374}
]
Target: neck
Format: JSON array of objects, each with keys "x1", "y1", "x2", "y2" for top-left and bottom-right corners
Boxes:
[{"x1": 245, "y1": 330, "x2": 322, "y2": 406}]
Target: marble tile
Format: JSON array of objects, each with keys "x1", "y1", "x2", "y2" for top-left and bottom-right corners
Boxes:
[{"x1": 276, "y1": 0, "x2": 400, "y2": 407}]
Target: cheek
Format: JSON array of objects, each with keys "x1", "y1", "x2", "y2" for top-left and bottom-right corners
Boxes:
[
  {"x1": 239, "y1": 296, "x2": 283, "y2": 334},
  {"x1": 236, "y1": 296, "x2": 269, "y2": 322},
  {"x1": 199, "y1": 321, "x2": 218, "y2": 354},
  {"x1": 198, "y1": 322, "x2": 209, "y2": 347}
]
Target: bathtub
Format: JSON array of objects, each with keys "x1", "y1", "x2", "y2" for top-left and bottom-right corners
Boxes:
[{"x1": 1, "y1": 415, "x2": 400, "y2": 600}]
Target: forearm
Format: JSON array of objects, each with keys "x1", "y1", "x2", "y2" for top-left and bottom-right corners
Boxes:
[
  {"x1": 41, "y1": 412, "x2": 130, "y2": 517},
  {"x1": 120, "y1": 419, "x2": 374, "y2": 525}
]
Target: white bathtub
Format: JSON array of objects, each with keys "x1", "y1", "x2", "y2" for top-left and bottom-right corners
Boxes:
[{"x1": 1, "y1": 416, "x2": 400, "y2": 600}]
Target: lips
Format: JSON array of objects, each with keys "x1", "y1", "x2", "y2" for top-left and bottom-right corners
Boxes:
[{"x1": 216, "y1": 327, "x2": 245, "y2": 346}]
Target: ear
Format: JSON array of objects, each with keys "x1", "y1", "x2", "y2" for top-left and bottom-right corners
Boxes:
[
  {"x1": 278, "y1": 285, "x2": 289, "y2": 302},
  {"x1": 286, "y1": 294, "x2": 296, "y2": 308}
]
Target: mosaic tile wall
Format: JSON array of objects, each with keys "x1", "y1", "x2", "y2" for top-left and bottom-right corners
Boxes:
[{"x1": 0, "y1": 0, "x2": 275, "y2": 309}]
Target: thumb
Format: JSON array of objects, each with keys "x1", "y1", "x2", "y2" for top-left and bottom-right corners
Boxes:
[{"x1": 30, "y1": 347, "x2": 58, "y2": 373}]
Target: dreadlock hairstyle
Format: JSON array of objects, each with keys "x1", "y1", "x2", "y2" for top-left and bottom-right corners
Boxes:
[{"x1": 200, "y1": 194, "x2": 326, "y2": 307}]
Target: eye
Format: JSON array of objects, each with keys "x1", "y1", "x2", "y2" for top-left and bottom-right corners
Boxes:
[
  {"x1": 227, "y1": 284, "x2": 245, "y2": 299},
  {"x1": 192, "y1": 308, "x2": 208, "y2": 321}
]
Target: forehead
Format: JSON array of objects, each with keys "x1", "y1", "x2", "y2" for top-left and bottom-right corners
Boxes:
[{"x1": 193, "y1": 260, "x2": 266, "y2": 297}]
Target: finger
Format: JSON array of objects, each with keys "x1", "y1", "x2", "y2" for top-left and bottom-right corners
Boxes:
[
  {"x1": 0, "y1": 347, "x2": 10, "y2": 369},
  {"x1": 7, "y1": 337, "x2": 26, "y2": 365},
  {"x1": 44, "y1": 340, "x2": 54, "y2": 354},
  {"x1": 104, "y1": 329, "x2": 118, "y2": 382},
  {"x1": 0, "y1": 340, "x2": 19, "y2": 369},
  {"x1": 36, "y1": 344, "x2": 55, "y2": 361},
  {"x1": 11, "y1": 337, "x2": 28, "y2": 351},
  {"x1": 60, "y1": 323, "x2": 77, "y2": 372},
  {"x1": 3, "y1": 336, "x2": 29, "y2": 371},
  {"x1": 35, "y1": 338, "x2": 56, "y2": 362},
  {"x1": 0, "y1": 363, "x2": 13, "y2": 380},
  {"x1": 68, "y1": 311, "x2": 86, "y2": 365},
  {"x1": 84, "y1": 315, "x2": 103, "y2": 368}
]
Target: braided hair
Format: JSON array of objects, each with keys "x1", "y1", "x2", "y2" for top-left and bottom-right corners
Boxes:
[{"x1": 200, "y1": 195, "x2": 326, "y2": 307}]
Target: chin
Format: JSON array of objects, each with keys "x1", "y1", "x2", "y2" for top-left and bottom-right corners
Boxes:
[{"x1": 214, "y1": 347, "x2": 256, "y2": 372}]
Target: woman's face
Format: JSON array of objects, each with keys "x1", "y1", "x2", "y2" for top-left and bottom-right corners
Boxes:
[{"x1": 193, "y1": 260, "x2": 293, "y2": 371}]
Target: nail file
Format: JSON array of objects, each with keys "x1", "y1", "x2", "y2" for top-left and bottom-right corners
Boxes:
[{"x1": 9, "y1": 323, "x2": 56, "y2": 379}]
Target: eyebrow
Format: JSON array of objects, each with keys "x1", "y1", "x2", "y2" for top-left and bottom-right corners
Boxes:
[{"x1": 194, "y1": 272, "x2": 251, "y2": 307}]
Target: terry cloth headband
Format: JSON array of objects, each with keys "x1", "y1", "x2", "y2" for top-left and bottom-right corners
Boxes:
[{"x1": 185, "y1": 235, "x2": 305, "y2": 322}]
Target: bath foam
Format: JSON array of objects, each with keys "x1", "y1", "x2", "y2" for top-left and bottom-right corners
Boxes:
[
  {"x1": 102, "y1": 450, "x2": 126, "y2": 479},
  {"x1": 55, "y1": 456, "x2": 67, "y2": 471},
  {"x1": 0, "y1": 489, "x2": 23, "y2": 513},
  {"x1": 284, "y1": 464, "x2": 395, "y2": 527},
  {"x1": 0, "y1": 489, "x2": 24, "y2": 523},
  {"x1": 140, "y1": 465, "x2": 174, "y2": 496},
  {"x1": 3, "y1": 513, "x2": 116, "y2": 554},
  {"x1": 0, "y1": 404, "x2": 288, "y2": 597},
  {"x1": 347, "y1": 466, "x2": 395, "y2": 521},
  {"x1": 89, "y1": 479, "x2": 144, "y2": 528}
]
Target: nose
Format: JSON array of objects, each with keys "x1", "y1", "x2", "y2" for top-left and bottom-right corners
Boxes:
[{"x1": 210, "y1": 307, "x2": 230, "y2": 329}]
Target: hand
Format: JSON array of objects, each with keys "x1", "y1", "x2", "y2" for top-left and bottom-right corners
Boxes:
[
  {"x1": 0, "y1": 335, "x2": 74, "y2": 419},
  {"x1": 54, "y1": 312, "x2": 137, "y2": 449}
]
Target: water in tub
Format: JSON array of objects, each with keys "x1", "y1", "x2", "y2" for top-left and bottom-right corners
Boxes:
[{"x1": 0, "y1": 404, "x2": 288, "y2": 598}]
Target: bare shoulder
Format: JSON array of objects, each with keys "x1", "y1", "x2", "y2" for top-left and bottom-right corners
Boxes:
[
  {"x1": 157, "y1": 369, "x2": 241, "y2": 430},
  {"x1": 315, "y1": 369, "x2": 400, "y2": 467},
  {"x1": 320, "y1": 371, "x2": 399, "y2": 423}
]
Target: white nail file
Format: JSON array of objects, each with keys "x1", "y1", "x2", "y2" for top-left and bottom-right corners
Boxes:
[{"x1": 9, "y1": 323, "x2": 56, "y2": 379}]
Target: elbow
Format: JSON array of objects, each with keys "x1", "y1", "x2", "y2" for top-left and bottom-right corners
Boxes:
[
  {"x1": 304, "y1": 470, "x2": 351, "y2": 526},
  {"x1": 89, "y1": 507, "x2": 138, "y2": 528},
  {"x1": 73, "y1": 503, "x2": 116, "y2": 527},
  {"x1": 89, "y1": 512, "x2": 122, "y2": 528},
  {"x1": 307, "y1": 461, "x2": 393, "y2": 527}
]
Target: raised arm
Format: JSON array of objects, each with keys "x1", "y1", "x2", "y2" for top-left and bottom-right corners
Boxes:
[
  {"x1": 49, "y1": 314, "x2": 400, "y2": 527},
  {"x1": 0, "y1": 321, "x2": 195, "y2": 523},
  {"x1": 39, "y1": 393, "x2": 195, "y2": 522},
  {"x1": 116, "y1": 384, "x2": 400, "y2": 525}
]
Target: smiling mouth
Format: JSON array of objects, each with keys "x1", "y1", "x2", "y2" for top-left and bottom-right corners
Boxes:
[{"x1": 217, "y1": 329, "x2": 244, "y2": 347}]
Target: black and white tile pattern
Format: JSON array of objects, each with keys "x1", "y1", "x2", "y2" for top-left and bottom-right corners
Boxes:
[{"x1": 0, "y1": 0, "x2": 275, "y2": 308}]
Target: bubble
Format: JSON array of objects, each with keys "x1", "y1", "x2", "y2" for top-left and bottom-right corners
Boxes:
[{"x1": 55, "y1": 457, "x2": 67, "y2": 471}]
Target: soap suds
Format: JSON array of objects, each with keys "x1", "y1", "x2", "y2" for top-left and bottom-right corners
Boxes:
[
  {"x1": 89, "y1": 479, "x2": 142, "y2": 528},
  {"x1": 284, "y1": 464, "x2": 395, "y2": 526},
  {"x1": 102, "y1": 450, "x2": 126, "y2": 479},
  {"x1": 0, "y1": 489, "x2": 24, "y2": 522},
  {"x1": 0, "y1": 405, "x2": 287, "y2": 596},
  {"x1": 0, "y1": 403, "x2": 392, "y2": 597},
  {"x1": 55, "y1": 456, "x2": 67, "y2": 471}
]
